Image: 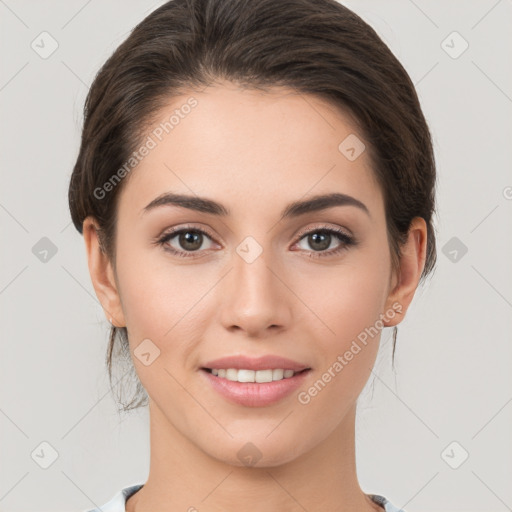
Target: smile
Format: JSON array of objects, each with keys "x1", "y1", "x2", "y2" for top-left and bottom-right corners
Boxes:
[
  {"x1": 200, "y1": 367, "x2": 312, "y2": 407},
  {"x1": 204, "y1": 367, "x2": 308, "y2": 383}
]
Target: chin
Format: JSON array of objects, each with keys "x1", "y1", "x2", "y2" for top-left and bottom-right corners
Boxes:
[{"x1": 204, "y1": 435, "x2": 308, "y2": 469}]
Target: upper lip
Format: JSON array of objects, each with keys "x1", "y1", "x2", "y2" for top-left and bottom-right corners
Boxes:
[{"x1": 202, "y1": 355, "x2": 311, "y2": 372}]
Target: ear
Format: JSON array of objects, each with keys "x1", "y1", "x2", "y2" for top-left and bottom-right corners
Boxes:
[
  {"x1": 83, "y1": 216, "x2": 126, "y2": 327},
  {"x1": 383, "y1": 217, "x2": 428, "y2": 327}
]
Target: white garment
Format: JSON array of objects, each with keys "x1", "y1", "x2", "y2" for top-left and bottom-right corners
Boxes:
[{"x1": 84, "y1": 483, "x2": 407, "y2": 512}]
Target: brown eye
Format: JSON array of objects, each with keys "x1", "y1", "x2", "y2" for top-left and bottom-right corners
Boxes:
[
  {"x1": 157, "y1": 227, "x2": 217, "y2": 258},
  {"x1": 177, "y1": 231, "x2": 203, "y2": 251},
  {"x1": 295, "y1": 227, "x2": 356, "y2": 258},
  {"x1": 304, "y1": 232, "x2": 332, "y2": 251}
]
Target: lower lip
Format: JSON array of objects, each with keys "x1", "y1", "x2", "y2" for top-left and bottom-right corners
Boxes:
[{"x1": 200, "y1": 368, "x2": 311, "y2": 407}]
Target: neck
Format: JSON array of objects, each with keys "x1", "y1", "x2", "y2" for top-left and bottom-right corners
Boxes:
[{"x1": 126, "y1": 400, "x2": 383, "y2": 512}]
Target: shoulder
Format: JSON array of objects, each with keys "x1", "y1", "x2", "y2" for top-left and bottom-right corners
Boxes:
[
  {"x1": 83, "y1": 483, "x2": 144, "y2": 512},
  {"x1": 369, "y1": 493, "x2": 407, "y2": 512}
]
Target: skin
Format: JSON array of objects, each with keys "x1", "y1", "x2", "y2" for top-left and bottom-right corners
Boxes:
[{"x1": 83, "y1": 80, "x2": 427, "y2": 512}]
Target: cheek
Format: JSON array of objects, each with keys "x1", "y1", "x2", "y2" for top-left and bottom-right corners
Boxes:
[
  {"x1": 292, "y1": 268, "x2": 388, "y2": 428},
  {"x1": 297, "y1": 255, "x2": 389, "y2": 342},
  {"x1": 115, "y1": 246, "x2": 210, "y2": 333},
  {"x1": 293, "y1": 249, "x2": 390, "y2": 396},
  {"x1": 114, "y1": 248, "x2": 219, "y2": 383}
]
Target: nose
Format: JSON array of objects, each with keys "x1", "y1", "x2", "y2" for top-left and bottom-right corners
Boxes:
[{"x1": 219, "y1": 245, "x2": 292, "y2": 337}]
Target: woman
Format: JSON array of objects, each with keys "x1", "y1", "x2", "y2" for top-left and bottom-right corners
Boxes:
[{"x1": 69, "y1": 0, "x2": 437, "y2": 510}]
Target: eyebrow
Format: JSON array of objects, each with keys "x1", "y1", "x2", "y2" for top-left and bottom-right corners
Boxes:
[{"x1": 141, "y1": 192, "x2": 370, "y2": 220}]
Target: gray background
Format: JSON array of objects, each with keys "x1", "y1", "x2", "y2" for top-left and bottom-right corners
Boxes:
[{"x1": 1, "y1": 1, "x2": 511, "y2": 511}]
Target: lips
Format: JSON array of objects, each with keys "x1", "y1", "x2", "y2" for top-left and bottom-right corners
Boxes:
[
  {"x1": 201, "y1": 354, "x2": 311, "y2": 372},
  {"x1": 200, "y1": 365, "x2": 311, "y2": 407}
]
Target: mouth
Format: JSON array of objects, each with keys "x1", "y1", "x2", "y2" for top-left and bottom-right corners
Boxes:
[
  {"x1": 201, "y1": 367, "x2": 311, "y2": 383},
  {"x1": 199, "y1": 367, "x2": 312, "y2": 407}
]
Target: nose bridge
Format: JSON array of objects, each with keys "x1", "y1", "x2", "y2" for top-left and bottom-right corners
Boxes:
[{"x1": 220, "y1": 237, "x2": 289, "y2": 334}]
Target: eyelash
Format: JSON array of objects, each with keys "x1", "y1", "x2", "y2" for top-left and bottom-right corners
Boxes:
[{"x1": 155, "y1": 224, "x2": 357, "y2": 259}]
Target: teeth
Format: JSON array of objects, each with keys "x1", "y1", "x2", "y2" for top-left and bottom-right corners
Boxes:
[{"x1": 209, "y1": 368, "x2": 301, "y2": 382}]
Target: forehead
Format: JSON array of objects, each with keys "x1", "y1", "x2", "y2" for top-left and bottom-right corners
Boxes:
[{"x1": 118, "y1": 82, "x2": 384, "y2": 223}]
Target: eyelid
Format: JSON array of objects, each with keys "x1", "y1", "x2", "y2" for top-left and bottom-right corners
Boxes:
[
  {"x1": 293, "y1": 223, "x2": 352, "y2": 242},
  {"x1": 158, "y1": 222, "x2": 351, "y2": 244},
  {"x1": 158, "y1": 223, "x2": 220, "y2": 244},
  {"x1": 154, "y1": 223, "x2": 221, "y2": 258},
  {"x1": 156, "y1": 222, "x2": 355, "y2": 258}
]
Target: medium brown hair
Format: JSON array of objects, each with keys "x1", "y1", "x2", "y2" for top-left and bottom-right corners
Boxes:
[{"x1": 68, "y1": 0, "x2": 437, "y2": 411}]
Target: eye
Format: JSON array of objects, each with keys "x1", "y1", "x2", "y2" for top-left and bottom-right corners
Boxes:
[
  {"x1": 156, "y1": 225, "x2": 217, "y2": 258},
  {"x1": 155, "y1": 224, "x2": 357, "y2": 259},
  {"x1": 293, "y1": 226, "x2": 356, "y2": 258}
]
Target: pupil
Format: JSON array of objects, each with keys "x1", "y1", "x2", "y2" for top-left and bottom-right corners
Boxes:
[
  {"x1": 180, "y1": 231, "x2": 202, "y2": 251},
  {"x1": 310, "y1": 232, "x2": 330, "y2": 251}
]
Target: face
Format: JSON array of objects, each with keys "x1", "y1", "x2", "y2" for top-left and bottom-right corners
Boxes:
[{"x1": 90, "y1": 81, "x2": 410, "y2": 467}]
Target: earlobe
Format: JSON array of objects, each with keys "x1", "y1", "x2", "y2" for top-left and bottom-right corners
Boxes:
[
  {"x1": 82, "y1": 216, "x2": 126, "y2": 327},
  {"x1": 383, "y1": 217, "x2": 427, "y2": 327}
]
